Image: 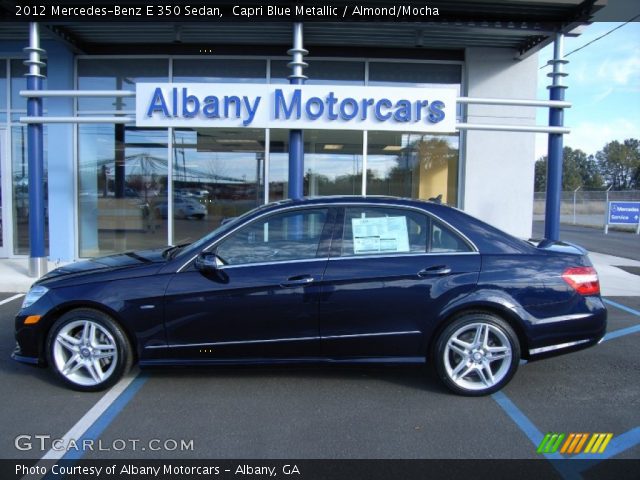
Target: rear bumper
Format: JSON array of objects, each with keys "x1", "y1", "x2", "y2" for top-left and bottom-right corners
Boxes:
[{"x1": 525, "y1": 297, "x2": 607, "y2": 360}]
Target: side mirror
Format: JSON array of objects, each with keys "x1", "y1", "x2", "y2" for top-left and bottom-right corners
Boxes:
[{"x1": 194, "y1": 252, "x2": 224, "y2": 274}]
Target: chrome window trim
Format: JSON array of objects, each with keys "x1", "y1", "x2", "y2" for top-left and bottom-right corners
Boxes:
[
  {"x1": 177, "y1": 201, "x2": 479, "y2": 273},
  {"x1": 329, "y1": 251, "x2": 479, "y2": 262},
  {"x1": 217, "y1": 257, "x2": 328, "y2": 271},
  {"x1": 146, "y1": 330, "x2": 422, "y2": 350}
]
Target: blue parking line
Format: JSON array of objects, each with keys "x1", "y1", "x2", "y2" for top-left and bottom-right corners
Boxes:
[
  {"x1": 603, "y1": 299, "x2": 640, "y2": 317},
  {"x1": 491, "y1": 391, "x2": 563, "y2": 460},
  {"x1": 62, "y1": 374, "x2": 148, "y2": 461},
  {"x1": 602, "y1": 324, "x2": 640, "y2": 342},
  {"x1": 572, "y1": 427, "x2": 640, "y2": 464}
]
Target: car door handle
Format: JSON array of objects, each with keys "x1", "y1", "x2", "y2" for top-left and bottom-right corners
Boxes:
[
  {"x1": 417, "y1": 265, "x2": 452, "y2": 277},
  {"x1": 280, "y1": 275, "x2": 315, "y2": 288}
]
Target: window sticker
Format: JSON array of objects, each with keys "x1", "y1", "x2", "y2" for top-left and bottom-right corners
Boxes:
[{"x1": 351, "y1": 216, "x2": 410, "y2": 254}]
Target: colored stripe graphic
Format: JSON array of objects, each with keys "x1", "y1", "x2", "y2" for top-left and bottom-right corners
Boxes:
[
  {"x1": 584, "y1": 433, "x2": 613, "y2": 454},
  {"x1": 537, "y1": 433, "x2": 565, "y2": 454},
  {"x1": 560, "y1": 433, "x2": 588, "y2": 454},
  {"x1": 538, "y1": 432, "x2": 614, "y2": 455}
]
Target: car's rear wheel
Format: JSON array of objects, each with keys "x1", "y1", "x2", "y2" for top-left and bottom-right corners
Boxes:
[
  {"x1": 434, "y1": 313, "x2": 520, "y2": 396},
  {"x1": 46, "y1": 309, "x2": 133, "y2": 391}
]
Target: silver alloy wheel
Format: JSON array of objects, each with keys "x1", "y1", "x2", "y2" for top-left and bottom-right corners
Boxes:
[
  {"x1": 52, "y1": 320, "x2": 118, "y2": 387},
  {"x1": 443, "y1": 322, "x2": 512, "y2": 392}
]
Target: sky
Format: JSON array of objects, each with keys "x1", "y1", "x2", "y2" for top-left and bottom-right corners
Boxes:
[{"x1": 535, "y1": 21, "x2": 640, "y2": 159}]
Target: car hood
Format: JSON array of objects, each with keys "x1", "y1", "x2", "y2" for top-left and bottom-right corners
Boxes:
[{"x1": 38, "y1": 248, "x2": 168, "y2": 283}]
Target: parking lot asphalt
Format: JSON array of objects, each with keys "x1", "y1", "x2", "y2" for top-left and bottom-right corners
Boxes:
[
  {"x1": 532, "y1": 221, "x2": 640, "y2": 261},
  {"x1": 1, "y1": 292, "x2": 638, "y2": 474}
]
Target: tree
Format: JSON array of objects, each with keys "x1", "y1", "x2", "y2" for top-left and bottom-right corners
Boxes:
[
  {"x1": 534, "y1": 146, "x2": 603, "y2": 191},
  {"x1": 596, "y1": 139, "x2": 640, "y2": 190}
]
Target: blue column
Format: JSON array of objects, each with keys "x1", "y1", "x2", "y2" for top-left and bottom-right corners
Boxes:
[
  {"x1": 288, "y1": 77, "x2": 304, "y2": 200},
  {"x1": 287, "y1": 23, "x2": 307, "y2": 200},
  {"x1": 544, "y1": 33, "x2": 568, "y2": 242},
  {"x1": 25, "y1": 23, "x2": 48, "y2": 276},
  {"x1": 544, "y1": 88, "x2": 566, "y2": 241}
]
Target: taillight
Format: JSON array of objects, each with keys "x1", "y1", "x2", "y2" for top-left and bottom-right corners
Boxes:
[{"x1": 562, "y1": 266, "x2": 600, "y2": 295}]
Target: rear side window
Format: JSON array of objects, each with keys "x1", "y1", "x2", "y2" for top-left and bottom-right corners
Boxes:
[
  {"x1": 341, "y1": 207, "x2": 428, "y2": 257},
  {"x1": 339, "y1": 207, "x2": 473, "y2": 257},
  {"x1": 430, "y1": 220, "x2": 472, "y2": 253}
]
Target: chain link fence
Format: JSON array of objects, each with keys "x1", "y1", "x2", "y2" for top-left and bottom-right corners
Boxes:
[{"x1": 533, "y1": 190, "x2": 640, "y2": 229}]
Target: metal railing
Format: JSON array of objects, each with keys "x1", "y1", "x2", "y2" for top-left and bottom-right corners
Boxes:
[{"x1": 533, "y1": 190, "x2": 640, "y2": 229}]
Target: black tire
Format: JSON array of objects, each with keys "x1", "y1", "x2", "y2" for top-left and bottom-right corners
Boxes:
[
  {"x1": 46, "y1": 309, "x2": 133, "y2": 392},
  {"x1": 433, "y1": 312, "x2": 520, "y2": 396}
]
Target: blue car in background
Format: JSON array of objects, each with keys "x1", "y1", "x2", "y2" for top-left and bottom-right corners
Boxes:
[{"x1": 13, "y1": 196, "x2": 606, "y2": 395}]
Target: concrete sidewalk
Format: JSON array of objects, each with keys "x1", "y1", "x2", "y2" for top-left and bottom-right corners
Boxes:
[{"x1": 0, "y1": 252, "x2": 638, "y2": 295}]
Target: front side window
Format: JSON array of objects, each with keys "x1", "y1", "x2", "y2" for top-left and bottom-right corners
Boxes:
[{"x1": 215, "y1": 208, "x2": 329, "y2": 266}]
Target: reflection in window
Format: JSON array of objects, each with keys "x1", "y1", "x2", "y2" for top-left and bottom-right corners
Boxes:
[
  {"x1": 78, "y1": 125, "x2": 168, "y2": 257},
  {"x1": 11, "y1": 126, "x2": 49, "y2": 255},
  {"x1": 216, "y1": 208, "x2": 328, "y2": 265},
  {"x1": 270, "y1": 60, "x2": 365, "y2": 85},
  {"x1": 367, "y1": 132, "x2": 459, "y2": 206},
  {"x1": 173, "y1": 59, "x2": 266, "y2": 83},
  {"x1": 269, "y1": 129, "x2": 362, "y2": 202},
  {"x1": 0, "y1": 60, "x2": 6, "y2": 122},
  {"x1": 77, "y1": 59, "x2": 167, "y2": 112},
  {"x1": 172, "y1": 128, "x2": 265, "y2": 245}
]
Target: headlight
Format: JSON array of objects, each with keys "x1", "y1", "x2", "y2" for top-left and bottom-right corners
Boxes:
[{"x1": 21, "y1": 285, "x2": 49, "y2": 309}]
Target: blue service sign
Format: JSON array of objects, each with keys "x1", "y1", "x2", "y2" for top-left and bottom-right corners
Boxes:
[
  {"x1": 608, "y1": 201, "x2": 640, "y2": 225},
  {"x1": 135, "y1": 83, "x2": 457, "y2": 133}
]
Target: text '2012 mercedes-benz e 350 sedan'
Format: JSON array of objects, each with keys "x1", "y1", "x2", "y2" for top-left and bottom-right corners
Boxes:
[{"x1": 13, "y1": 197, "x2": 606, "y2": 395}]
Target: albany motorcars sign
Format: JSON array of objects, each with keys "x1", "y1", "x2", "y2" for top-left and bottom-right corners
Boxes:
[{"x1": 135, "y1": 83, "x2": 457, "y2": 132}]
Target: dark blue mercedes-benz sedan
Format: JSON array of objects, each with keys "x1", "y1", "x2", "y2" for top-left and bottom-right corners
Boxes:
[{"x1": 13, "y1": 196, "x2": 606, "y2": 395}]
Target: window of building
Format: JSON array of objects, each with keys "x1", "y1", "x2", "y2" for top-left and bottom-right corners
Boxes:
[
  {"x1": 11, "y1": 125, "x2": 49, "y2": 255},
  {"x1": 0, "y1": 60, "x2": 6, "y2": 123},
  {"x1": 366, "y1": 132, "x2": 459, "y2": 206},
  {"x1": 173, "y1": 59, "x2": 266, "y2": 83},
  {"x1": 77, "y1": 58, "x2": 168, "y2": 112},
  {"x1": 171, "y1": 128, "x2": 265, "y2": 245},
  {"x1": 270, "y1": 60, "x2": 365, "y2": 85},
  {"x1": 78, "y1": 125, "x2": 168, "y2": 257},
  {"x1": 269, "y1": 129, "x2": 363, "y2": 202}
]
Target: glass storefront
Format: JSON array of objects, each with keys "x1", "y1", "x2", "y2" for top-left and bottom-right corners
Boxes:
[
  {"x1": 269, "y1": 129, "x2": 363, "y2": 202},
  {"x1": 366, "y1": 132, "x2": 459, "y2": 204},
  {"x1": 78, "y1": 125, "x2": 168, "y2": 257},
  {"x1": 8, "y1": 59, "x2": 49, "y2": 255},
  {"x1": 1, "y1": 55, "x2": 462, "y2": 258},
  {"x1": 171, "y1": 128, "x2": 265, "y2": 245}
]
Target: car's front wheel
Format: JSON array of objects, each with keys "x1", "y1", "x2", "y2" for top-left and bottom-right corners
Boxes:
[
  {"x1": 46, "y1": 309, "x2": 133, "y2": 391},
  {"x1": 434, "y1": 312, "x2": 520, "y2": 396}
]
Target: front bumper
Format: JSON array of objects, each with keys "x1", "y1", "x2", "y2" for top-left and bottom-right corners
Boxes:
[{"x1": 12, "y1": 342, "x2": 44, "y2": 366}]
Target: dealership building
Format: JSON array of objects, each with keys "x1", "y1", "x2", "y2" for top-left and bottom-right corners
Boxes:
[{"x1": 0, "y1": 1, "x2": 604, "y2": 270}]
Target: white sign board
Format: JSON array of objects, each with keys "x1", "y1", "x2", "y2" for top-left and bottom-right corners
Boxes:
[
  {"x1": 351, "y1": 216, "x2": 410, "y2": 254},
  {"x1": 136, "y1": 83, "x2": 457, "y2": 133}
]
